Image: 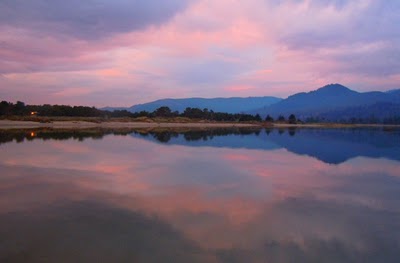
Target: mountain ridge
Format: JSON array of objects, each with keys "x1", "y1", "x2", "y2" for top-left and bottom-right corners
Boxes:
[
  {"x1": 250, "y1": 84, "x2": 400, "y2": 120},
  {"x1": 104, "y1": 84, "x2": 400, "y2": 122},
  {"x1": 105, "y1": 96, "x2": 282, "y2": 114}
]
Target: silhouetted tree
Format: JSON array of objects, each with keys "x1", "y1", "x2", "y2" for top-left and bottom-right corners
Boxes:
[
  {"x1": 154, "y1": 106, "x2": 172, "y2": 117},
  {"x1": 14, "y1": 101, "x2": 26, "y2": 115},
  {"x1": 288, "y1": 114, "x2": 297, "y2": 124},
  {"x1": 135, "y1": 111, "x2": 150, "y2": 117},
  {"x1": 0, "y1": 101, "x2": 11, "y2": 115},
  {"x1": 182, "y1": 107, "x2": 205, "y2": 119},
  {"x1": 278, "y1": 115, "x2": 285, "y2": 122},
  {"x1": 109, "y1": 110, "x2": 134, "y2": 118},
  {"x1": 265, "y1": 115, "x2": 274, "y2": 122}
]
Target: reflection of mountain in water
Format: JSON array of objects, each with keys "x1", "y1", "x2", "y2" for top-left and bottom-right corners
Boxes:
[
  {"x1": 268, "y1": 128, "x2": 400, "y2": 164},
  {"x1": 131, "y1": 128, "x2": 400, "y2": 164},
  {"x1": 1, "y1": 127, "x2": 399, "y2": 164}
]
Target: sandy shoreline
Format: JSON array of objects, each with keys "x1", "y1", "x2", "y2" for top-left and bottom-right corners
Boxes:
[
  {"x1": 0, "y1": 120, "x2": 399, "y2": 130},
  {"x1": 0, "y1": 120, "x2": 261, "y2": 129}
]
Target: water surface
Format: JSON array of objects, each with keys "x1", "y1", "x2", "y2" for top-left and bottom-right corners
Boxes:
[{"x1": 0, "y1": 128, "x2": 399, "y2": 262}]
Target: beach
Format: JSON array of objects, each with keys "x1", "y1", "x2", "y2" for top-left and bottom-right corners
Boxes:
[
  {"x1": 1, "y1": 119, "x2": 399, "y2": 130},
  {"x1": 0, "y1": 120, "x2": 260, "y2": 129}
]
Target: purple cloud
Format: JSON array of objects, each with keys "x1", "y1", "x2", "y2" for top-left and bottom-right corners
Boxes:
[{"x1": 0, "y1": 0, "x2": 192, "y2": 39}]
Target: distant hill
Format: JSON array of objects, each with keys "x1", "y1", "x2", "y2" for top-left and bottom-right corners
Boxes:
[
  {"x1": 105, "y1": 97, "x2": 282, "y2": 114},
  {"x1": 103, "y1": 84, "x2": 400, "y2": 122},
  {"x1": 386, "y1": 89, "x2": 400, "y2": 94},
  {"x1": 316, "y1": 102, "x2": 400, "y2": 123},
  {"x1": 251, "y1": 84, "x2": 400, "y2": 121}
]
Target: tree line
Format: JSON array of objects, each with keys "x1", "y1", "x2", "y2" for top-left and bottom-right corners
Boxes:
[
  {"x1": 0, "y1": 101, "x2": 104, "y2": 117},
  {"x1": 146, "y1": 106, "x2": 265, "y2": 122},
  {"x1": 5, "y1": 100, "x2": 397, "y2": 124},
  {"x1": 0, "y1": 101, "x2": 271, "y2": 122}
]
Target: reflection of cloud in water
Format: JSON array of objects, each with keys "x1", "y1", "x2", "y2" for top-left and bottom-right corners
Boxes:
[
  {"x1": 0, "y1": 130, "x2": 400, "y2": 262},
  {"x1": 0, "y1": 201, "x2": 212, "y2": 263},
  {"x1": 0, "y1": 165, "x2": 399, "y2": 262}
]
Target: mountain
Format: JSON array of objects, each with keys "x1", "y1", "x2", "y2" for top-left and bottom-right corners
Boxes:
[
  {"x1": 106, "y1": 97, "x2": 282, "y2": 114},
  {"x1": 252, "y1": 84, "x2": 400, "y2": 120},
  {"x1": 103, "y1": 83, "x2": 400, "y2": 122},
  {"x1": 317, "y1": 102, "x2": 400, "y2": 123},
  {"x1": 386, "y1": 89, "x2": 400, "y2": 94}
]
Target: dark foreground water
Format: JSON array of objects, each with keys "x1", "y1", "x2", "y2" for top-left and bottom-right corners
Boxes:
[{"x1": 0, "y1": 127, "x2": 400, "y2": 262}]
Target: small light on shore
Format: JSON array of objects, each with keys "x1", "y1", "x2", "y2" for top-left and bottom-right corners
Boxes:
[
  {"x1": 30, "y1": 132, "x2": 36, "y2": 137},
  {"x1": 31, "y1": 111, "x2": 38, "y2": 116}
]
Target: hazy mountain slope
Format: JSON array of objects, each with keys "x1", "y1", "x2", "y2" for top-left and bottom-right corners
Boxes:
[
  {"x1": 386, "y1": 89, "x2": 400, "y2": 94},
  {"x1": 316, "y1": 102, "x2": 400, "y2": 122},
  {"x1": 252, "y1": 84, "x2": 400, "y2": 119},
  {"x1": 103, "y1": 84, "x2": 400, "y2": 121},
  {"x1": 107, "y1": 97, "x2": 282, "y2": 113}
]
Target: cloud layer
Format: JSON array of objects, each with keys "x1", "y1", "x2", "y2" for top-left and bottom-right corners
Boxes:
[
  {"x1": 0, "y1": 0, "x2": 190, "y2": 39},
  {"x1": 0, "y1": 0, "x2": 399, "y2": 106}
]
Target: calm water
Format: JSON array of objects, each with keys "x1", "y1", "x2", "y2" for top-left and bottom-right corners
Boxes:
[{"x1": 0, "y1": 128, "x2": 400, "y2": 262}]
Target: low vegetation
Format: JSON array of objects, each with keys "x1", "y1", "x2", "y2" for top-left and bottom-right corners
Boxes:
[{"x1": 1, "y1": 100, "x2": 399, "y2": 125}]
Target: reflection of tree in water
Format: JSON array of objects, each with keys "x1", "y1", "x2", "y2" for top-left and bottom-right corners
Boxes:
[
  {"x1": 152, "y1": 132, "x2": 179, "y2": 143},
  {"x1": 288, "y1": 127, "x2": 297, "y2": 136},
  {"x1": 1, "y1": 128, "x2": 268, "y2": 145},
  {"x1": 184, "y1": 132, "x2": 208, "y2": 142},
  {"x1": 264, "y1": 128, "x2": 296, "y2": 136},
  {"x1": 135, "y1": 128, "x2": 263, "y2": 143},
  {"x1": 0, "y1": 129, "x2": 133, "y2": 146},
  {"x1": 3, "y1": 127, "x2": 399, "y2": 148},
  {"x1": 265, "y1": 128, "x2": 272, "y2": 135}
]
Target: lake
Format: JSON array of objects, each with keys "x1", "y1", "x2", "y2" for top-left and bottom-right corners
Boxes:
[{"x1": 0, "y1": 127, "x2": 400, "y2": 262}]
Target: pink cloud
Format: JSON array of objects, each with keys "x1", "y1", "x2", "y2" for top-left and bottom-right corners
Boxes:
[
  {"x1": 53, "y1": 87, "x2": 93, "y2": 98},
  {"x1": 224, "y1": 85, "x2": 255, "y2": 92},
  {"x1": 1, "y1": 0, "x2": 399, "y2": 106}
]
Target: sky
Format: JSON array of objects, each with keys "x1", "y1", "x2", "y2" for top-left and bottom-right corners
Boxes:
[{"x1": 0, "y1": 0, "x2": 399, "y2": 107}]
